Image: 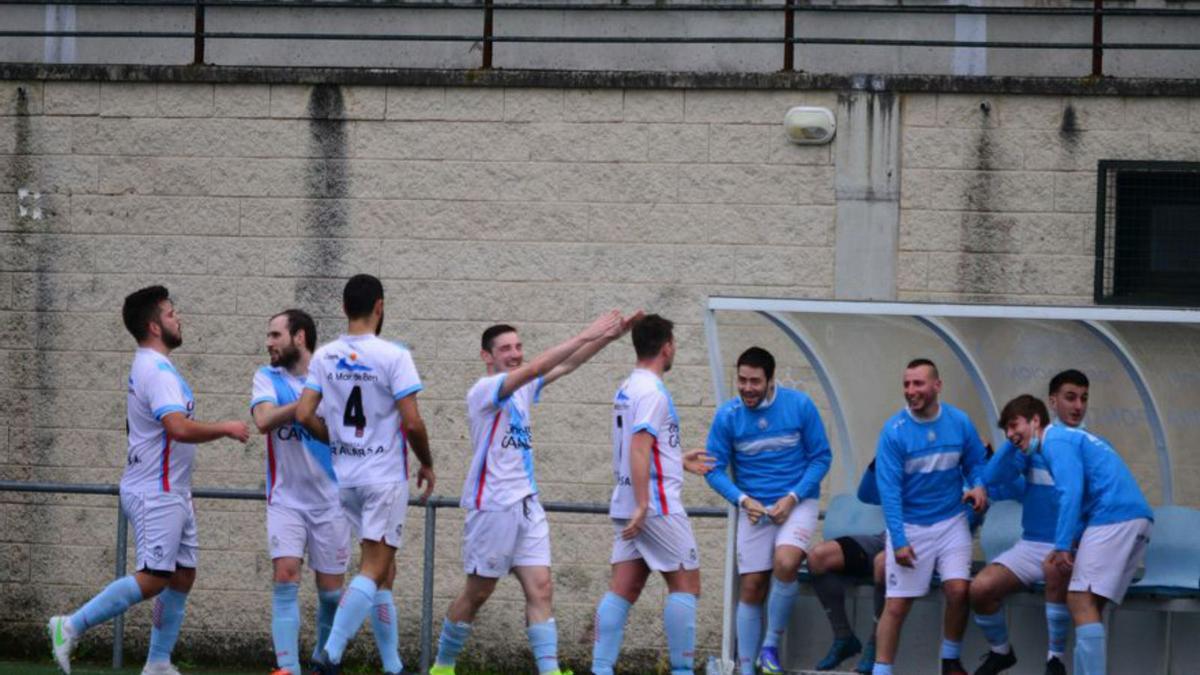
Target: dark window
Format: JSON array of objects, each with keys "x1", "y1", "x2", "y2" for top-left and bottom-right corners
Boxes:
[{"x1": 1096, "y1": 161, "x2": 1200, "y2": 306}]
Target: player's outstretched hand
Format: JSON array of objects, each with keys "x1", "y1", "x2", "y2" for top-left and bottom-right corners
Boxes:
[
  {"x1": 767, "y1": 493, "x2": 798, "y2": 525},
  {"x1": 583, "y1": 309, "x2": 623, "y2": 342},
  {"x1": 224, "y1": 421, "x2": 251, "y2": 443},
  {"x1": 416, "y1": 464, "x2": 436, "y2": 503},
  {"x1": 620, "y1": 310, "x2": 645, "y2": 335},
  {"x1": 894, "y1": 545, "x2": 917, "y2": 568},
  {"x1": 962, "y1": 485, "x2": 988, "y2": 513},
  {"x1": 741, "y1": 497, "x2": 768, "y2": 525},
  {"x1": 621, "y1": 504, "x2": 648, "y2": 540},
  {"x1": 682, "y1": 448, "x2": 715, "y2": 476}
]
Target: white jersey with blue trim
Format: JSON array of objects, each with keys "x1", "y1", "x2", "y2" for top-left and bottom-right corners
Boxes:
[
  {"x1": 304, "y1": 334, "x2": 422, "y2": 488},
  {"x1": 609, "y1": 368, "x2": 685, "y2": 519},
  {"x1": 121, "y1": 348, "x2": 197, "y2": 494},
  {"x1": 251, "y1": 366, "x2": 340, "y2": 510},
  {"x1": 460, "y1": 373, "x2": 543, "y2": 511}
]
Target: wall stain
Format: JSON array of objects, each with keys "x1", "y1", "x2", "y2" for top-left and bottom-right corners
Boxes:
[
  {"x1": 956, "y1": 98, "x2": 1013, "y2": 295},
  {"x1": 296, "y1": 84, "x2": 349, "y2": 312},
  {"x1": 1059, "y1": 103, "x2": 1079, "y2": 152}
]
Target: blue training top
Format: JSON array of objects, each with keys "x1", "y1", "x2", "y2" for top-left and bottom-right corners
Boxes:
[
  {"x1": 983, "y1": 440, "x2": 1058, "y2": 544},
  {"x1": 1040, "y1": 424, "x2": 1153, "y2": 552},
  {"x1": 704, "y1": 386, "x2": 832, "y2": 506},
  {"x1": 874, "y1": 403, "x2": 988, "y2": 549}
]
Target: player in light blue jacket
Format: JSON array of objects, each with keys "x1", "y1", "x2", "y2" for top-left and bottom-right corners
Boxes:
[
  {"x1": 998, "y1": 394, "x2": 1153, "y2": 675},
  {"x1": 705, "y1": 347, "x2": 832, "y2": 675}
]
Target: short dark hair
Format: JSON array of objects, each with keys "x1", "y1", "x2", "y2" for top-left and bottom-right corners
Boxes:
[
  {"x1": 481, "y1": 324, "x2": 517, "y2": 352},
  {"x1": 736, "y1": 346, "x2": 775, "y2": 381},
  {"x1": 272, "y1": 309, "x2": 317, "y2": 352},
  {"x1": 1049, "y1": 369, "x2": 1089, "y2": 395},
  {"x1": 998, "y1": 394, "x2": 1050, "y2": 429},
  {"x1": 122, "y1": 285, "x2": 170, "y2": 342},
  {"x1": 343, "y1": 274, "x2": 384, "y2": 320},
  {"x1": 906, "y1": 358, "x2": 939, "y2": 379},
  {"x1": 632, "y1": 314, "x2": 674, "y2": 360}
]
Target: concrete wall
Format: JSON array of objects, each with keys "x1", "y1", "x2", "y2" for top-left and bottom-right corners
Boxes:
[{"x1": 3, "y1": 77, "x2": 1200, "y2": 671}]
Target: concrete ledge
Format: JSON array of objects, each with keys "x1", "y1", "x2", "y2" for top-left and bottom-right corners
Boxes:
[{"x1": 3, "y1": 62, "x2": 1200, "y2": 95}]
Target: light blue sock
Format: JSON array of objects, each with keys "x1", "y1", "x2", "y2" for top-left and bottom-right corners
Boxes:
[
  {"x1": 68, "y1": 575, "x2": 143, "y2": 635},
  {"x1": 271, "y1": 583, "x2": 301, "y2": 674},
  {"x1": 762, "y1": 578, "x2": 799, "y2": 648},
  {"x1": 435, "y1": 618, "x2": 472, "y2": 667},
  {"x1": 872, "y1": 663, "x2": 894, "y2": 675},
  {"x1": 313, "y1": 589, "x2": 342, "y2": 661},
  {"x1": 527, "y1": 619, "x2": 560, "y2": 674},
  {"x1": 973, "y1": 610, "x2": 1010, "y2": 652},
  {"x1": 1074, "y1": 622, "x2": 1105, "y2": 675},
  {"x1": 591, "y1": 592, "x2": 631, "y2": 675},
  {"x1": 146, "y1": 588, "x2": 188, "y2": 664},
  {"x1": 735, "y1": 602, "x2": 763, "y2": 675},
  {"x1": 325, "y1": 575, "x2": 377, "y2": 664},
  {"x1": 664, "y1": 592, "x2": 697, "y2": 675},
  {"x1": 940, "y1": 638, "x2": 962, "y2": 660},
  {"x1": 1046, "y1": 602, "x2": 1070, "y2": 658},
  {"x1": 370, "y1": 589, "x2": 402, "y2": 673}
]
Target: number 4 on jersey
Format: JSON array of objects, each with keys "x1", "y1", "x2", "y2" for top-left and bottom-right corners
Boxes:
[{"x1": 344, "y1": 385, "x2": 367, "y2": 437}]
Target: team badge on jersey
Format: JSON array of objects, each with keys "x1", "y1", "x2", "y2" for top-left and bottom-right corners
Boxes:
[
  {"x1": 757, "y1": 417, "x2": 769, "y2": 430},
  {"x1": 927, "y1": 430, "x2": 937, "y2": 442}
]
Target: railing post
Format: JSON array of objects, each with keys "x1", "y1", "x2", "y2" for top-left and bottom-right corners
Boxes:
[
  {"x1": 481, "y1": 0, "x2": 494, "y2": 69},
  {"x1": 1091, "y1": 0, "x2": 1103, "y2": 77},
  {"x1": 193, "y1": 0, "x2": 205, "y2": 65},
  {"x1": 112, "y1": 503, "x2": 128, "y2": 669},
  {"x1": 783, "y1": 0, "x2": 796, "y2": 71},
  {"x1": 418, "y1": 502, "x2": 437, "y2": 673}
]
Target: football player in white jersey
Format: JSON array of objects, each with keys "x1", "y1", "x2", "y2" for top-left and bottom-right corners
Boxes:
[
  {"x1": 592, "y1": 314, "x2": 701, "y2": 675},
  {"x1": 49, "y1": 285, "x2": 250, "y2": 675},
  {"x1": 251, "y1": 309, "x2": 353, "y2": 675},
  {"x1": 429, "y1": 310, "x2": 630, "y2": 675},
  {"x1": 297, "y1": 274, "x2": 435, "y2": 675}
]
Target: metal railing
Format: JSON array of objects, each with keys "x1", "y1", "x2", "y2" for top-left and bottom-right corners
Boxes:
[
  {"x1": 4, "y1": 0, "x2": 1200, "y2": 77},
  {"x1": 0, "y1": 479, "x2": 729, "y2": 672}
]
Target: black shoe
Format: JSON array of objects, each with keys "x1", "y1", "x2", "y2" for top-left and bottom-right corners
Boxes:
[
  {"x1": 974, "y1": 649, "x2": 1017, "y2": 675},
  {"x1": 311, "y1": 649, "x2": 341, "y2": 675},
  {"x1": 942, "y1": 658, "x2": 968, "y2": 675},
  {"x1": 1044, "y1": 656, "x2": 1067, "y2": 675}
]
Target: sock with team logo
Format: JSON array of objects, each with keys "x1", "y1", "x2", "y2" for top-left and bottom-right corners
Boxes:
[
  {"x1": 325, "y1": 575, "x2": 377, "y2": 664},
  {"x1": 313, "y1": 588, "x2": 342, "y2": 661},
  {"x1": 435, "y1": 618, "x2": 472, "y2": 666},
  {"x1": 146, "y1": 588, "x2": 189, "y2": 663},
  {"x1": 735, "y1": 602, "x2": 763, "y2": 675},
  {"x1": 68, "y1": 575, "x2": 144, "y2": 635},
  {"x1": 940, "y1": 638, "x2": 962, "y2": 660},
  {"x1": 1074, "y1": 622, "x2": 1105, "y2": 675},
  {"x1": 591, "y1": 592, "x2": 631, "y2": 675},
  {"x1": 370, "y1": 589, "x2": 403, "y2": 673},
  {"x1": 271, "y1": 582, "x2": 301, "y2": 674},
  {"x1": 762, "y1": 578, "x2": 799, "y2": 648},
  {"x1": 1045, "y1": 602, "x2": 1070, "y2": 659},
  {"x1": 973, "y1": 610, "x2": 1010, "y2": 653},
  {"x1": 664, "y1": 592, "x2": 696, "y2": 675},
  {"x1": 526, "y1": 618, "x2": 560, "y2": 674}
]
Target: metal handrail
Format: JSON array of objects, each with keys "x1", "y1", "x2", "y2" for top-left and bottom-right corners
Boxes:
[{"x1": 0, "y1": 480, "x2": 729, "y2": 672}]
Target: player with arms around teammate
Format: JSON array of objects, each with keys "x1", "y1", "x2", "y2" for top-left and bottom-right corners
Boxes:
[
  {"x1": 592, "y1": 314, "x2": 702, "y2": 675},
  {"x1": 297, "y1": 274, "x2": 436, "y2": 675},
  {"x1": 251, "y1": 310, "x2": 352, "y2": 675},
  {"x1": 998, "y1": 394, "x2": 1152, "y2": 675},
  {"x1": 873, "y1": 359, "x2": 988, "y2": 675},
  {"x1": 49, "y1": 286, "x2": 250, "y2": 675},
  {"x1": 970, "y1": 370, "x2": 1091, "y2": 675},
  {"x1": 704, "y1": 347, "x2": 832, "y2": 675},
  {"x1": 429, "y1": 310, "x2": 631, "y2": 675}
]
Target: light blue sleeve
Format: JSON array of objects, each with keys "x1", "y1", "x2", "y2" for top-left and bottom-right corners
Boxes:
[
  {"x1": 703, "y1": 408, "x2": 744, "y2": 506},
  {"x1": 875, "y1": 428, "x2": 908, "y2": 549},
  {"x1": 983, "y1": 441, "x2": 1024, "y2": 489},
  {"x1": 788, "y1": 397, "x2": 832, "y2": 500},
  {"x1": 1046, "y1": 438, "x2": 1084, "y2": 551}
]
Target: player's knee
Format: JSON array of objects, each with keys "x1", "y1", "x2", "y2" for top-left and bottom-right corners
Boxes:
[
  {"x1": 882, "y1": 599, "x2": 910, "y2": 621},
  {"x1": 807, "y1": 545, "x2": 834, "y2": 575},
  {"x1": 943, "y1": 580, "x2": 969, "y2": 605}
]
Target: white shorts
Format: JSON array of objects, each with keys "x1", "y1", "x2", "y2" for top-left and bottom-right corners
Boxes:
[
  {"x1": 611, "y1": 512, "x2": 700, "y2": 572},
  {"x1": 736, "y1": 498, "x2": 819, "y2": 574},
  {"x1": 266, "y1": 502, "x2": 351, "y2": 574},
  {"x1": 884, "y1": 512, "x2": 971, "y2": 598},
  {"x1": 339, "y1": 482, "x2": 408, "y2": 548},
  {"x1": 462, "y1": 496, "x2": 551, "y2": 578},
  {"x1": 1070, "y1": 518, "x2": 1152, "y2": 605},
  {"x1": 121, "y1": 490, "x2": 198, "y2": 573},
  {"x1": 992, "y1": 539, "x2": 1054, "y2": 588}
]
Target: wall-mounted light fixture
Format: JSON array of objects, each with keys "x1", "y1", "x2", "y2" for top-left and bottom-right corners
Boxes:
[{"x1": 783, "y1": 106, "x2": 836, "y2": 144}]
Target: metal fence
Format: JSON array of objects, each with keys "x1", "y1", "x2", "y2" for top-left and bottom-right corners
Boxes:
[
  {"x1": 4, "y1": 0, "x2": 1200, "y2": 76},
  {"x1": 0, "y1": 479, "x2": 730, "y2": 672}
]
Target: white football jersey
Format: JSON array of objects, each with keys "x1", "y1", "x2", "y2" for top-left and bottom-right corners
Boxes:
[
  {"x1": 609, "y1": 368, "x2": 685, "y2": 518},
  {"x1": 460, "y1": 373, "x2": 543, "y2": 511},
  {"x1": 305, "y1": 334, "x2": 422, "y2": 488},
  {"x1": 121, "y1": 348, "x2": 197, "y2": 494},
  {"x1": 251, "y1": 366, "x2": 340, "y2": 509}
]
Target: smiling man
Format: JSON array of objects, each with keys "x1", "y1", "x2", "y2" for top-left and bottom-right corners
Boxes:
[{"x1": 703, "y1": 346, "x2": 832, "y2": 675}]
